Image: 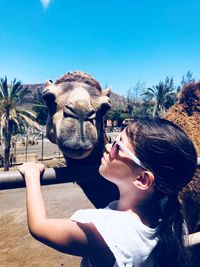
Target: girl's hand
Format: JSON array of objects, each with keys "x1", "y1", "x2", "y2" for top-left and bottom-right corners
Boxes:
[{"x1": 18, "y1": 162, "x2": 45, "y2": 178}]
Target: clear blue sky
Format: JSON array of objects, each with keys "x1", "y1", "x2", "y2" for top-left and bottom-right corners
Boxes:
[{"x1": 1, "y1": 0, "x2": 200, "y2": 95}]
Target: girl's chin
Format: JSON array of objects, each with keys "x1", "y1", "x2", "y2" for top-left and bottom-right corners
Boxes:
[
  {"x1": 99, "y1": 164, "x2": 106, "y2": 177},
  {"x1": 98, "y1": 164, "x2": 103, "y2": 174},
  {"x1": 101, "y1": 155, "x2": 106, "y2": 164}
]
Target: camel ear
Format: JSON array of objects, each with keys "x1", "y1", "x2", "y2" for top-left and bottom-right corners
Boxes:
[
  {"x1": 102, "y1": 87, "x2": 111, "y2": 97},
  {"x1": 45, "y1": 80, "x2": 53, "y2": 87},
  {"x1": 92, "y1": 87, "x2": 111, "y2": 115},
  {"x1": 99, "y1": 91, "x2": 111, "y2": 115}
]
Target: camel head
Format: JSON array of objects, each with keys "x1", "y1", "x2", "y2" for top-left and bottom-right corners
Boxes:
[{"x1": 42, "y1": 71, "x2": 111, "y2": 160}]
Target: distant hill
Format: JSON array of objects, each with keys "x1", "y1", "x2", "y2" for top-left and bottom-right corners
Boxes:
[
  {"x1": 22, "y1": 84, "x2": 44, "y2": 104},
  {"x1": 24, "y1": 83, "x2": 45, "y2": 91}
]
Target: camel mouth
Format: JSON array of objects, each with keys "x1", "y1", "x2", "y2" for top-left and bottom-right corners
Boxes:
[{"x1": 59, "y1": 145, "x2": 93, "y2": 159}]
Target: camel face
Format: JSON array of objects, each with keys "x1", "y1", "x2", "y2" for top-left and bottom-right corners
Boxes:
[{"x1": 43, "y1": 71, "x2": 111, "y2": 159}]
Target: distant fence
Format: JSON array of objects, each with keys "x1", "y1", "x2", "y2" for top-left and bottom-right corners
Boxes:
[{"x1": 0, "y1": 137, "x2": 64, "y2": 168}]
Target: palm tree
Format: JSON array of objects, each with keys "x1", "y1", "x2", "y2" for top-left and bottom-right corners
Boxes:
[
  {"x1": 142, "y1": 77, "x2": 177, "y2": 117},
  {"x1": 0, "y1": 77, "x2": 40, "y2": 171},
  {"x1": 32, "y1": 88, "x2": 48, "y2": 125}
]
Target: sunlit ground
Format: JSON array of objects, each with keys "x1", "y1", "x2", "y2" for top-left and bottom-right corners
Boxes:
[{"x1": 0, "y1": 182, "x2": 93, "y2": 267}]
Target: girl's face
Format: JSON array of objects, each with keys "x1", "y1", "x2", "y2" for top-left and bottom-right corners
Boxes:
[{"x1": 99, "y1": 129, "x2": 142, "y2": 186}]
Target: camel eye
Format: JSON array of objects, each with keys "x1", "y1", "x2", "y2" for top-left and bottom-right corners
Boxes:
[
  {"x1": 87, "y1": 111, "x2": 96, "y2": 124},
  {"x1": 63, "y1": 105, "x2": 77, "y2": 118},
  {"x1": 88, "y1": 111, "x2": 96, "y2": 120}
]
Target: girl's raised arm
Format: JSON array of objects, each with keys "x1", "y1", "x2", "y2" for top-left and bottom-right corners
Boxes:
[{"x1": 18, "y1": 163, "x2": 112, "y2": 261}]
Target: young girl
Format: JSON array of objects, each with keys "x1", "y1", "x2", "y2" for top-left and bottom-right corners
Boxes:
[{"x1": 18, "y1": 117, "x2": 197, "y2": 267}]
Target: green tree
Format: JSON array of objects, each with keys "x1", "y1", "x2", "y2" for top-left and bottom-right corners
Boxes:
[
  {"x1": 181, "y1": 70, "x2": 195, "y2": 87},
  {"x1": 126, "y1": 81, "x2": 154, "y2": 117},
  {"x1": 0, "y1": 77, "x2": 40, "y2": 171},
  {"x1": 32, "y1": 88, "x2": 48, "y2": 125},
  {"x1": 105, "y1": 108, "x2": 128, "y2": 125},
  {"x1": 132, "y1": 100, "x2": 154, "y2": 118},
  {"x1": 126, "y1": 81, "x2": 146, "y2": 116},
  {"x1": 142, "y1": 77, "x2": 177, "y2": 117}
]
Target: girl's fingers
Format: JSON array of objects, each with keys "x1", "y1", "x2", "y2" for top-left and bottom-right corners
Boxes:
[{"x1": 18, "y1": 162, "x2": 45, "y2": 175}]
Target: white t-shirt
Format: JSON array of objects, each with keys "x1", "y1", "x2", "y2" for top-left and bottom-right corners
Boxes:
[{"x1": 71, "y1": 201, "x2": 158, "y2": 267}]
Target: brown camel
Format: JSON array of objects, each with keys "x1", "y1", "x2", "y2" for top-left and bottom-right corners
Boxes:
[
  {"x1": 165, "y1": 82, "x2": 200, "y2": 235},
  {"x1": 165, "y1": 83, "x2": 200, "y2": 266},
  {"x1": 43, "y1": 71, "x2": 119, "y2": 208}
]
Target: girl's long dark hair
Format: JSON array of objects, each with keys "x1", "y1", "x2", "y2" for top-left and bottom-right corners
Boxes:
[{"x1": 127, "y1": 117, "x2": 197, "y2": 267}]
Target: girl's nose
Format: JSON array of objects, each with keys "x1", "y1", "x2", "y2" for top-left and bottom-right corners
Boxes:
[{"x1": 105, "y1": 143, "x2": 112, "y2": 153}]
